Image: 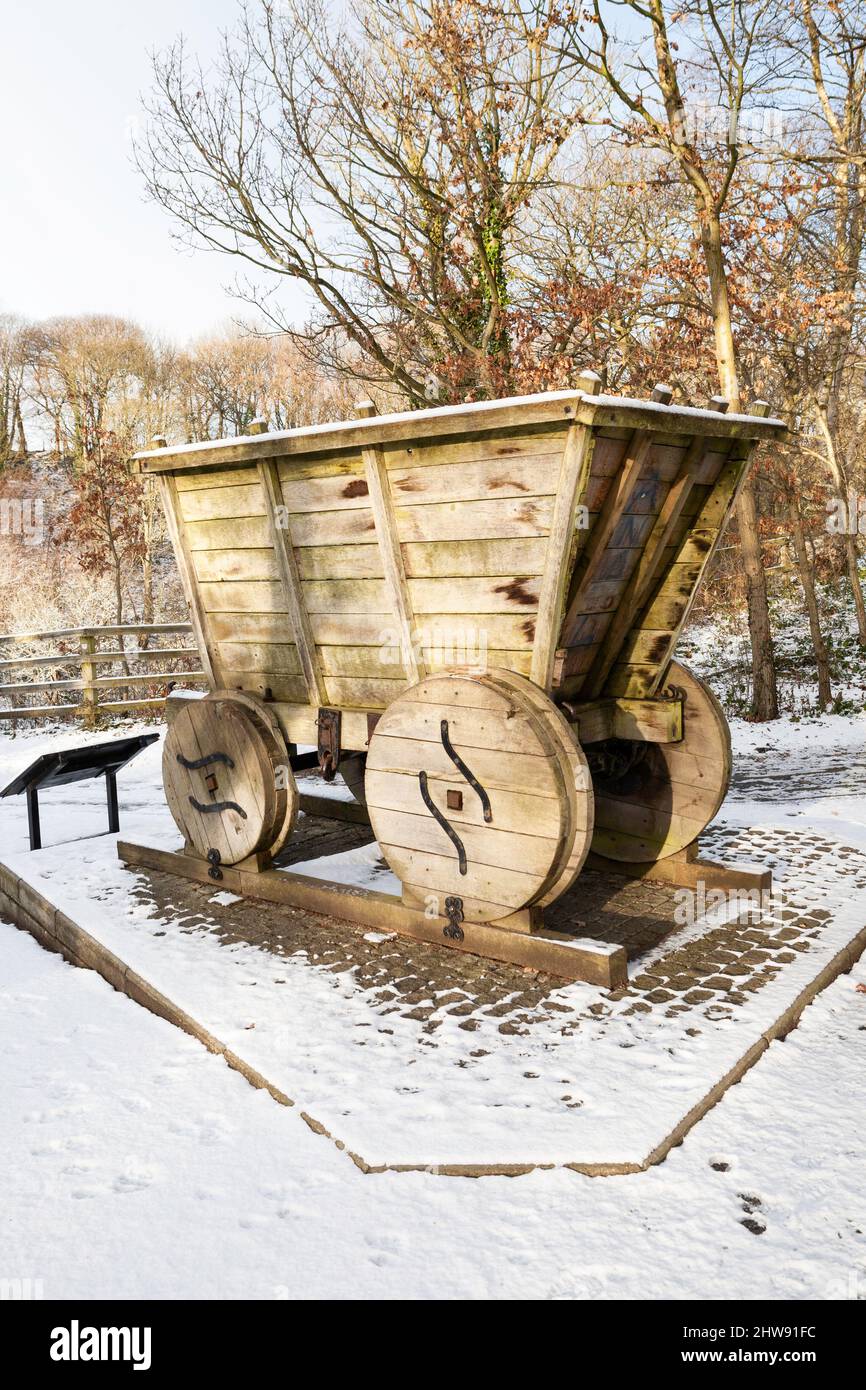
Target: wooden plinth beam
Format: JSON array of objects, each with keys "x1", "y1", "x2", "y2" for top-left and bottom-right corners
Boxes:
[
  {"x1": 116, "y1": 840, "x2": 628, "y2": 988},
  {"x1": 586, "y1": 846, "x2": 772, "y2": 893}
]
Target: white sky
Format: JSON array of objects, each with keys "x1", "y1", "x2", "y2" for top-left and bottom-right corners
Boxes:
[{"x1": 1, "y1": 0, "x2": 309, "y2": 344}]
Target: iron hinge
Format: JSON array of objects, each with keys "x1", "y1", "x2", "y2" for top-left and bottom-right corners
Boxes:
[
  {"x1": 443, "y1": 896, "x2": 465, "y2": 942},
  {"x1": 317, "y1": 707, "x2": 342, "y2": 781}
]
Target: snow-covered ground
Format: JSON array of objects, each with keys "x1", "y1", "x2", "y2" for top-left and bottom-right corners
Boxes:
[
  {"x1": 0, "y1": 710, "x2": 864, "y2": 1298},
  {"x1": 1, "y1": 918, "x2": 864, "y2": 1300}
]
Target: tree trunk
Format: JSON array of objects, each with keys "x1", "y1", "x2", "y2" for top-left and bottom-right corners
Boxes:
[
  {"x1": 737, "y1": 477, "x2": 779, "y2": 720},
  {"x1": 14, "y1": 400, "x2": 27, "y2": 458},
  {"x1": 843, "y1": 534, "x2": 866, "y2": 642},
  {"x1": 789, "y1": 502, "x2": 833, "y2": 710},
  {"x1": 813, "y1": 406, "x2": 866, "y2": 643},
  {"x1": 700, "y1": 211, "x2": 778, "y2": 719}
]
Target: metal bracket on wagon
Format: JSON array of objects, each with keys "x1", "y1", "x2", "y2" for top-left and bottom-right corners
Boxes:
[
  {"x1": 443, "y1": 896, "x2": 465, "y2": 942},
  {"x1": 317, "y1": 708, "x2": 342, "y2": 781}
]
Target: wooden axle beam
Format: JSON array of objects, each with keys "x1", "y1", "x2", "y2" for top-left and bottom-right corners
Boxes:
[
  {"x1": 168, "y1": 692, "x2": 684, "y2": 755},
  {"x1": 298, "y1": 791, "x2": 371, "y2": 824},
  {"x1": 562, "y1": 695, "x2": 683, "y2": 745}
]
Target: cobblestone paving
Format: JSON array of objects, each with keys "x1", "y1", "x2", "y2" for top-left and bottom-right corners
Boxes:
[{"x1": 129, "y1": 800, "x2": 866, "y2": 1043}]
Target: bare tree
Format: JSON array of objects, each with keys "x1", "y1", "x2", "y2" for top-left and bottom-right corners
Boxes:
[
  {"x1": 0, "y1": 315, "x2": 28, "y2": 464},
  {"x1": 558, "y1": 0, "x2": 790, "y2": 718},
  {"x1": 138, "y1": 0, "x2": 594, "y2": 403},
  {"x1": 773, "y1": 0, "x2": 866, "y2": 640},
  {"x1": 25, "y1": 315, "x2": 152, "y2": 461},
  {"x1": 176, "y1": 328, "x2": 357, "y2": 439}
]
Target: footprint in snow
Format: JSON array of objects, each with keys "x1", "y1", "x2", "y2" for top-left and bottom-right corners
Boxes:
[
  {"x1": 113, "y1": 1169, "x2": 155, "y2": 1194},
  {"x1": 739, "y1": 1192, "x2": 766, "y2": 1234},
  {"x1": 30, "y1": 1134, "x2": 95, "y2": 1157}
]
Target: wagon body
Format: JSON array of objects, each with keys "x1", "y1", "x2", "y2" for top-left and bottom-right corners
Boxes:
[
  {"x1": 130, "y1": 383, "x2": 784, "y2": 977},
  {"x1": 137, "y1": 383, "x2": 784, "y2": 752}
]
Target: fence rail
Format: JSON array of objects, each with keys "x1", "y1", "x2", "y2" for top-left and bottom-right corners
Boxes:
[{"x1": 0, "y1": 623, "x2": 207, "y2": 723}]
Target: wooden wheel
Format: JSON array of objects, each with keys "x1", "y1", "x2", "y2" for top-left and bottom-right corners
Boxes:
[
  {"x1": 163, "y1": 693, "x2": 298, "y2": 865},
  {"x1": 365, "y1": 671, "x2": 593, "y2": 922},
  {"x1": 205, "y1": 689, "x2": 298, "y2": 859},
  {"x1": 590, "y1": 660, "x2": 731, "y2": 863},
  {"x1": 487, "y1": 668, "x2": 594, "y2": 908}
]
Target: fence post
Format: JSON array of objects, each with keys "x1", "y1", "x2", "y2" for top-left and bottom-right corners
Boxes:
[{"x1": 79, "y1": 630, "x2": 98, "y2": 727}]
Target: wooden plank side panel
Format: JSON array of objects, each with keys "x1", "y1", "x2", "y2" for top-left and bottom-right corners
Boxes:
[
  {"x1": 282, "y1": 575, "x2": 544, "y2": 617},
  {"x1": 305, "y1": 612, "x2": 539, "y2": 650},
  {"x1": 302, "y1": 579, "x2": 391, "y2": 614},
  {"x1": 218, "y1": 641, "x2": 302, "y2": 676},
  {"x1": 193, "y1": 549, "x2": 279, "y2": 583},
  {"x1": 185, "y1": 517, "x2": 271, "y2": 551},
  {"x1": 410, "y1": 575, "x2": 541, "y2": 614},
  {"x1": 157, "y1": 475, "x2": 220, "y2": 689},
  {"x1": 178, "y1": 482, "x2": 267, "y2": 523},
  {"x1": 553, "y1": 543, "x2": 650, "y2": 685},
  {"x1": 559, "y1": 430, "x2": 655, "y2": 651},
  {"x1": 288, "y1": 507, "x2": 379, "y2": 547},
  {"x1": 579, "y1": 440, "x2": 706, "y2": 698},
  {"x1": 556, "y1": 436, "x2": 739, "y2": 700},
  {"x1": 280, "y1": 452, "x2": 562, "y2": 513},
  {"x1": 291, "y1": 537, "x2": 549, "y2": 581},
  {"x1": 389, "y1": 454, "x2": 561, "y2": 507},
  {"x1": 175, "y1": 465, "x2": 262, "y2": 494},
  {"x1": 392, "y1": 496, "x2": 555, "y2": 546},
  {"x1": 403, "y1": 537, "x2": 547, "y2": 579},
  {"x1": 199, "y1": 581, "x2": 288, "y2": 615},
  {"x1": 295, "y1": 543, "x2": 384, "y2": 579},
  {"x1": 278, "y1": 464, "x2": 371, "y2": 514},
  {"x1": 218, "y1": 669, "x2": 312, "y2": 705},
  {"x1": 323, "y1": 675, "x2": 408, "y2": 708},
  {"x1": 217, "y1": 642, "x2": 532, "y2": 680},
  {"x1": 380, "y1": 422, "x2": 567, "y2": 472}
]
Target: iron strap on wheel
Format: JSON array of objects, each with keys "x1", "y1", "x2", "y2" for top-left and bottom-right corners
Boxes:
[
  {"x1": 189, "y1": 796, "x2": 248, "y2": 819},
  {"x1": 418, "y1": 771, "x2": 467, "y2": 875},
  {"x1": 176, "y1": 751, "x2": 235, "y2": 771},
  {"x1": 439, "y1": 719, "x2": 492, "y2": 823}
]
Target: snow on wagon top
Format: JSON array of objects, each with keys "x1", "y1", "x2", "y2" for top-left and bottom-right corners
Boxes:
[{"x1": 134, "y1": 385, "x2": 786, "y2": 474}]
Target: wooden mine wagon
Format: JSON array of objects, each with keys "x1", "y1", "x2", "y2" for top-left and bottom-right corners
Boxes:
[{"x1": 120, "y1": 375, "x2": 785, "y2": 987}]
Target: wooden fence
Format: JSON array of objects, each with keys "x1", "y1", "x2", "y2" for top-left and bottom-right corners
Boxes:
[{"x1": 0, "y1": 623, "x2": 207, "y2": 724}]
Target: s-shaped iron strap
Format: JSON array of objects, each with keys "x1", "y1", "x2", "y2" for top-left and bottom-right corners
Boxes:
[
  {"x1": 176, "y1": 751, "x2": 235, "y2": 771},
  {"x1": 189, "y1": 797, "x2": 248, "y2": 819},
  {"x1": 439, "y1": 719, "x2": 492, "y2": 823},
  {"x1": 418, "y1": 771, "x2": 467, "y2": 875}
]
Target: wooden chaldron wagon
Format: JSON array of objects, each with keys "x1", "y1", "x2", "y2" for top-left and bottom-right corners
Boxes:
[{"x1": 119, "y1": 375, "x2": 785, "y2": 988}]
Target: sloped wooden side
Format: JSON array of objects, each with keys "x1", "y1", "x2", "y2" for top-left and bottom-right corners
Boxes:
[
  {"x1": 605, "y1": 443, "x2": 752, "y2": 697},
  {"x1": 176, "y1": 464, "x2": 310, "y2": 705},
  {"x1": 552, "y1": 430, "x2": 748, "y2": 701}
]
